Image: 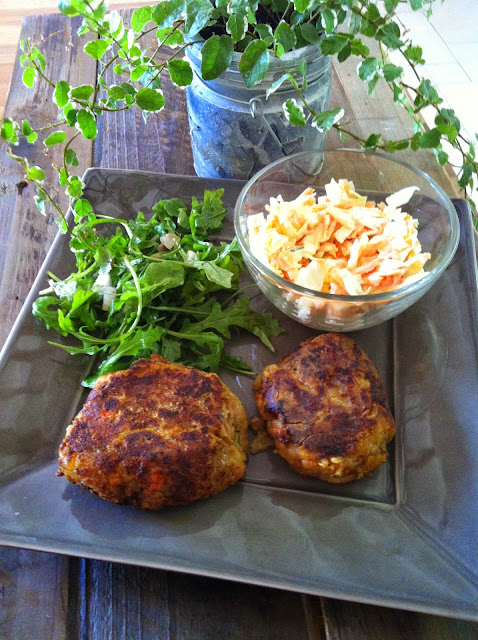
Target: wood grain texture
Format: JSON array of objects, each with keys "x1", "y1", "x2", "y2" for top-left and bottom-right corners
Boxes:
[
  {"x1": 94, "y1": 10, "x2": 194, "y2": 176},
  {"x1": 321, "y1": 598, "x2": 478, "y2": 640},
  {"x1": 0, "y1": 548, "x2": 69, "y2": 640},
  {"x1": 66, "y1": 559, "x2": 323, "y2": 640},
  {"x1": 0, "y1": 13, "x2": 95, "y2": 348}
]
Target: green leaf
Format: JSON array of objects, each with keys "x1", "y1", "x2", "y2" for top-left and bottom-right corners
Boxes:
[
  {"x1": 58, "y1": 0, "x2": 88, "y2": 17},
  {"x1": 320, "y1": 35, "x2": 349, "y2": 56},
  {"x1": 320, "y1": 9, "x2": 337, "y2": 34},
  {"x1": 358, "y1": 57, "x2": 379, "y2": 81},
  {"x1": 69, "y1": 84, "x2": 94, "y2": 101},
  {"x1": 184, "y1": 0, "x2": 213, "y2": 36},
  {"x1": 376, "y1": 22, "x2": 403, "y2": 49},
  {"x1": 22, "y1": 67, "x2": 36, "y2": 89},
  {"x1": 437, "y1": 150, "x2": 449, "y2": 166},
  {"x1": 135, "y1": 87, "x2": 165, "y2": 112},
  {"x1": 167, "y1": 59, "x2": 193, "y2": 87},
  {"x1": 404, "y1": 44, "x2": 424, "y2": 65},
  {"x1": 22, "y1": 120, "x2": 32, "y2": 136},
  {"x1": 191, "y1": 261, "x2": 233, "y2": 288},
  {"x1": 418, "y1": 128, "x2": 441, "y2": 149},
  {"x1": 409, "y1": 0, "x2": 423, "y2": 9},
  {"x1": 54, "y1": 81, "x2": 70, "y2": 108},
  {"x1": 385, "y1": 139, "x2": 409, "y2": 152},
  {"x1": 436, "y1": 123, "x2": 458, "y2": 144},
  {"x1": 201, "y1": 35, "x2": 234, "y2": 81},
  {"x1": 67, "y1": 176, "x2": 84, "y2": 199},
  {"x1": 384, "y1": 0, "x2": 399, "y2": 11},
  {"x1": 26, "y1": 165, "x2": 45, "y2": 182},
  {"x1": 152, "y1": 0, "x2": 186, "y2": 29},
  {"x1": 293, "y1": 0, "x2": 311, "y2": 11},
  {"x1": 458, "y1": 163, "x2": 473, "y2": 189},
  {"x1": 300, "y1": 22, "x2": 320, "y2": 45},
  {"x1": 183, "y1": 297, "x2": 283, "y2": 351},
  {"x1": 227, "y1": 12, "x2": 247, "y2": 43},
  {"x1": 363, "y1": 133, "x2": 382, "y2": 150},
  {"x1": 382, "y1": 63, "x2": 402, "y2": 82},
  {"x1": 312, "y1": 107, "x2": 344, "y2": 132},
  {"x1": 44, "y1": 131, "x2": 67, "y2": 146},
  {"x1": 76, "y1": 109, "x2": 97, "y2": 139},
  {"x1": 283, "y1": 99, "x2": 306, "y2": 126},
  {"x1": 84, "y1": 40, "x2": 109, "y2": 60},
  {"x1": 74, "y1": 198, "x2": 93, "y2": 217},
  {"x1": 131, "y1": 6, "x2": 152, "y2": 32},
  {"x1": 239, "y1": 40, "x2": 270, "y2": 88},
  {"x1": 266, "y1": 73, "x2": 293, "y2": 99},
  {"x1": 255, "y1": 23, "x2": 274, "y2": 44},
  {"x1": 435, "y1": 108, "x2": 461, "y2": 133},
  {"x1": 337, "y1": 42, "x2": 352, "y2": 63},
  {"x1": 274, "y1": 22, "x2": 296, "y2": 53}
]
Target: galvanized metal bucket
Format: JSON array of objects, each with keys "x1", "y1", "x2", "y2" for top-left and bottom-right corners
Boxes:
[{"x1": 185, "y1": 42, "x2": 332, "y2": 180}]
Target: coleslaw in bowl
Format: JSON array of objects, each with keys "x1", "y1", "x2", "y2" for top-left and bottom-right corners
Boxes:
[{"x1": 234, "y1": 149, "x2": 460, "y2": 331}]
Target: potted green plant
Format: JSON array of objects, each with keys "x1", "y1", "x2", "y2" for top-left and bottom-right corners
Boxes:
[{"x1": 1, "y1": 0, "x2": 476, "y2": 227}]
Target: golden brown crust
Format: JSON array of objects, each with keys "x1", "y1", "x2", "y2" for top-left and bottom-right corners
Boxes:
[
  {"x1": 253, "y1": 333, "x2": 396, "y2": 483},
  {"x1": 59, "y1": 355, "x2": 248, "y2": 509}
]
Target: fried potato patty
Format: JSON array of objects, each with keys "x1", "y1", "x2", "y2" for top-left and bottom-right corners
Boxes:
[
  {"x1": 253, "y1": 333, "x2": 396, "y2": 483},
  {"x1": 58, "y1": 355, "x2": 248, "y2": 509}
]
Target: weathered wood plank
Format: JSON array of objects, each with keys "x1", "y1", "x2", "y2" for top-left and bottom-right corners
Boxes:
[
  {"x1": 0, "y1": 547, "x2": 69, "y2": 640},
  {"x1": 0, "y1": 13, "x2": 96, "y2": 640},
  {"x1": 0, "y1": 13, "x2": 96, "y2": 347},
  {"x1": 321, "y1": 598, "x2": 478, "y2": 640},
  {"x1": 94, "y1": 10, "x2": 194, "y2": 176},
  {"x1": 66, "y1": 559, "x2": 323, "y2": 640}
]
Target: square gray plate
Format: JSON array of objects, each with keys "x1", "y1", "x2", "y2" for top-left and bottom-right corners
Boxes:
[{"x1": 1, "y1": 169, "x2": 477, "y2": 620}]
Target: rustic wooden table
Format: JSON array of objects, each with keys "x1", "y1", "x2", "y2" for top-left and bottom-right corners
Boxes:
[{"x1": 0, "y1": 10, "x2": 477, "y2": 640}]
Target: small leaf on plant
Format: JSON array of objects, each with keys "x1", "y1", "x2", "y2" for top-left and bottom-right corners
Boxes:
[
  {"x1": 135, "y1": 87, "x2": 165, "y2": 111},
  {"x1": 358, "y1": 57, "x2": 378, "y2": 81},
  {"x1": 167, "y1": 59, "x2": 193, "y2": 87},
  {"x1": 239, "y1": 40, "x2": 270, "y2": 88},
  {"x1": 76, "y1": 109, "x2": 97, "y2": 139},
  {"x1": 54, "y1": 81, "x2": 70, "y2": 108},
  {"x1": 84, "y1": 40, "x2": 109, "y2": 60},
  {"x1": 184, "y1": 0, "x2": 213, "y2": 36},
  {"x1": 227, "y1": 12, "x2": 247, "y2": 43},
  {"x1": 418, "y1": 128, "x2": 441, "y2": 149},
  {"x1": 69, "y1": 84, "x2": 95, "y2": 101},
  {"x1": 27, "y1": 165, "x2": 45, "y2": 182},
  {"x1": 201, "y1": 35, "x2": 234, "y2": 81},
  {"x1": 320, "y1": 35, "x2": 349, "y2": 56},
  {"x1": 312, "y1": 107, "x2": 344, "y2": 132},
  {"x1": 152, "y1": 0, "x2": 185, "y2": 28},
  {"x1": 74, "y1": 198, "x2": 93, "y2": 217},
  {"x1": 382, "y1": 63, "x2": 402, "y2": 82},
  {"x1": 300, "y1": 23, "x2": 319, "y2": 45},
  {"x1": 320, "y1": 9, "x2": 337, "y2": 34},
  {"x1": 22, "y1": 67, "x2": 36, "y2": 89},
  {"x1": 131, "y1": 6, "x2": 152, "y2": 32},
  {"x1": 283, "y1": 99, "x2": 306, "y2": 126},
  {"x1": 44, "y1": 131, "x2": 67, "y2": 146},
  {"x1": 274, "y1": 22, "x2": 296, "y2": 53}
]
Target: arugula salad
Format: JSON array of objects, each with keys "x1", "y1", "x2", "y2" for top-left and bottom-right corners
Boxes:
[{"x1": 33, "y1": 189, "x2": 283, "y2": 387}]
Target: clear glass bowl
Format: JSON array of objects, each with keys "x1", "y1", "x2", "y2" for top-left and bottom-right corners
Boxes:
[{"x1": 234, "y1": 148, "x2": 460, "y2": 331}]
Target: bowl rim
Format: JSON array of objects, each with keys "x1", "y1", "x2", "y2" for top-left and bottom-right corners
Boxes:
[{"x1": 234, "y1": 147, "x2": 460, "y2": 303}]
